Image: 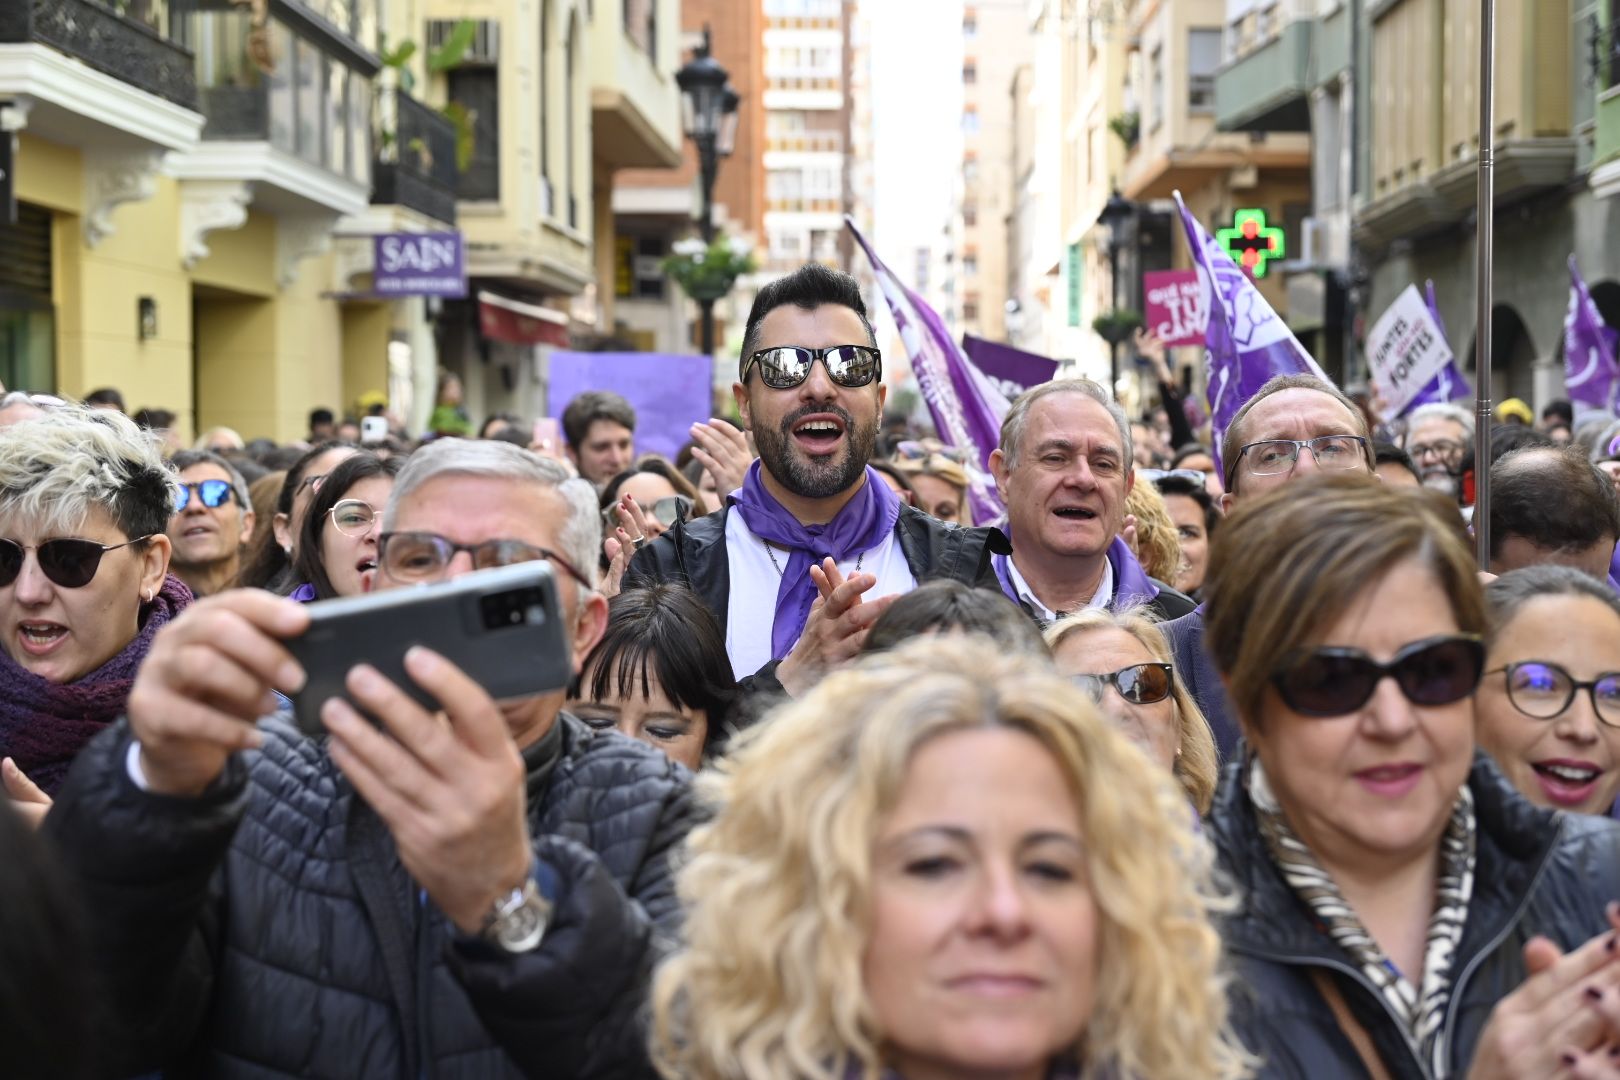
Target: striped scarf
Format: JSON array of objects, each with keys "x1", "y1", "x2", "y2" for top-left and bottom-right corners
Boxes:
[{"x1": 1248, "y1": 760, "x2": 1476, "y2": 1077}]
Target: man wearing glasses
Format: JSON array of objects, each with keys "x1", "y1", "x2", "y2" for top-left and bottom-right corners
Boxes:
[
  {"x1": 163, "y1": 451, "x2": 255, "y2": 598},
  {"x1": 1400, "y1": 402, "x2": 1474, "y2": 499},
  {"x1": 47, "y1": 439, "x2": 695, "y2": 1077},
  {"x1": 626, "y1": 263, "x2": 1007, "y2": 695},
  {"x1": 1163, "y1": 373, "x2": 1378, "y2": 757}
]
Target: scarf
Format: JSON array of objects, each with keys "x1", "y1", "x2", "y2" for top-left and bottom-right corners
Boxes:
[
  {"x1": 728, "y1": 459, "x2": 901, "y2": 659},
  {"x1": 1248, "y1": 759, "x2": 1475, "y2": 1077},
  {"x1": 992, "y1": 531, "x2": 1160, "y2": 625},
  {"x1": 0, "y1": 574, "x2": 192, "y2": 795}
]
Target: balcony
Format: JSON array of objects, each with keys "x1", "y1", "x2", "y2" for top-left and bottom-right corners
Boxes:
[
  {"x1": 371, "y1": 85, "x2": 457, "y2": 226},
  {"x1": 589, "y1": 0, "x2": 680, "y2": 170},
  {"x1": 0, "y1": 0, "x2": 197, "y2": 111},
  {"x1": 1215, "y1": 16, "x2": 1315, "y2": 133},
  {"x1": 1593, "y1": 9, "x2": 1620, "y2": 196}
]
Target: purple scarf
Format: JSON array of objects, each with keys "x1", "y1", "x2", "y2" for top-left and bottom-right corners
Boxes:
[
  {"x1": 728, "y1": 459, "x2": 902, "y2": 659},
  {"x1": 992, "y1": 531, "x2": 1160, "y2": 620},
  {"x1": 0, "y1": 574, "x2": 192, "y2": 795}
]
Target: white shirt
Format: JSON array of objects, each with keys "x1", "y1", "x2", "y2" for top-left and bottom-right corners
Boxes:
[
  {"x1": 1004, "y1": 554, "x2": 1113, "y2": 624},
  {"x1": 724, "y1": 509, "x2": 917, "y2": 679}
]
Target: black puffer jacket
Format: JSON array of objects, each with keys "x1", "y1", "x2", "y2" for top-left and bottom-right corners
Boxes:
[
  {"x1": 1212, "y1": 752, "x2": 1620, "y2": 1079},
  {"x1": 45, "y1": 713, "x2": 694, "y2": 1079}
]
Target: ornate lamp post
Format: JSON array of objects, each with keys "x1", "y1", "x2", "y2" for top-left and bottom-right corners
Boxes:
[
  {"x1": 1095, "y1": 189, "x2": 1137, "y2": 394},
  {"x1": 675, "y1": 28, "x2": 741, "y2": 355}
]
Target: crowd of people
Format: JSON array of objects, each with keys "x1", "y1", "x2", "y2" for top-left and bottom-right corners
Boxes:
[{"x1": 4, "y1": 261, "x2": 1620, "y2": 1079}]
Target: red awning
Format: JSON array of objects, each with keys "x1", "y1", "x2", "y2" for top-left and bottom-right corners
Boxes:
[{"x1": 478, "y1": 291, "x2": 571, "y2": 347}]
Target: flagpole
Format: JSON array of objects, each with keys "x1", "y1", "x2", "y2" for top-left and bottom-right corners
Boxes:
[{"x1": 1473, "y1": 0, "x2": 1496, "y2": 569}]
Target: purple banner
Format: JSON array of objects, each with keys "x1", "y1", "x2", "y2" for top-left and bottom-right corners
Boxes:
[
  {"x1": 546, "y1": 352, "x2": 714, "y2": 462},
  {"x1": 1565, "y1": 256, "x2": 1620, "y2": 416},
  {"x1": 1399, "y1": 280, "x2": 1472, "y2": 415},
  {"x1": 847, "y1": 217, "x2": 1007, "y2": 523},
  {"x1": 963, "y1": 335, "x2": 1059, "y2": 398},
  {"x1": 1174, "y1": 192, "x2": 1329, "y2": 479},
  {"x1": 1143, "y1": 269, "x2": 1208, "y2": 348},
  {"x1": 373, "y1": 232, "x2": 467, "y2": 298}
]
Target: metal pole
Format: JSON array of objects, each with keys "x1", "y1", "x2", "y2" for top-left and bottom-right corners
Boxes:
[
  {"x1": 1474, "y1": 0, "x2": 1496, "y2": 569},
  {"x1": 698, "y1": 136, "x2": 717, "y2": 355}
]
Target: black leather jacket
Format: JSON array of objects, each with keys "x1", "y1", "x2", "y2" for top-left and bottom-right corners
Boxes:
[
  {"x1": 45, "y1": 713, "x2": 694, "y2": 1079},
  {"x1": 1211, "y1": 752, "x2": 1620, "y2": 1079}
]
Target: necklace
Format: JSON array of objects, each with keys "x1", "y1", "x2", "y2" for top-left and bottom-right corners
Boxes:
[{"x1": 764, "y1": 540, "x2": 864, "y2": 578}]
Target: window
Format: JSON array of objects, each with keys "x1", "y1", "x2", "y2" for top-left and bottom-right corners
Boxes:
[
  {"x1": 540, "y1": 0, "x2": 550, "y2": 198},
  {"x1": 963, "y1": 62, "x2": 976, "y2": 84},
  {"x1": 1188, "y1": 29, "x2": 1221, "y2": 112},
  {"x1": 963, "y1": 11, "x2": 976, "y2": 37},
  {"x1": 963, "y1": 159, "x2": 979, "y2": 186},
  {"x1": 963, "y1": 109, "x2": 980, "y2": 134},
  {"x1": 1149, "y1": 46, "x2": 1164, "y2": 130},
  {"x1": 963, "y1": 298, "x2": 979, "y2": 322},
  {"x1": 963, "y1": 203, "x2": 978, "y2": 227},
  {"x1": 448, "y1": 67, "x2": 500, "y2": 200},
  {"x1": 963, "y1": 255, "x2": 978, "y2": 277}
]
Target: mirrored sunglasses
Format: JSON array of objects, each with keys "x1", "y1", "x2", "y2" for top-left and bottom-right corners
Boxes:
[
  {"x1": 173, "y1": 479, "x2": 235, "y2": 513},
  {"x1": 741, "y1": 345, "x2": 882, "y2": 390},
  {"x1": 1072, "y1": 662, "x2": 1174, "y2": 705}
]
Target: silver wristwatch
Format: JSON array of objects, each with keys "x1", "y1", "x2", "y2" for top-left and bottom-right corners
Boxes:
[{"x1": 481, "y1": 876, "x2": 552, "y2": 953}]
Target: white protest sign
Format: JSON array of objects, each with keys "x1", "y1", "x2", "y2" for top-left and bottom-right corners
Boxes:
[{"x1": 1366, "y1": 284, "x2": 1454, "y2": 418}]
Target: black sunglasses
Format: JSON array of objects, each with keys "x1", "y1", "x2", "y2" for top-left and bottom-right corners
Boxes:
[
  {"x1": 1072, "y1": 662, "x2": 1174, "y2": 705},
  {"x1": 173, "y1": 479, "x2": 235, "y2": 513},
  {"x1": 1272, "y1": 634, "x2": 1485, "y2": 718},
  {"x1": 0, "y1": 535, "x2": 153, "y2": 589},
  {"x1": 740, "y1": 345, "x2": 882, "y2": 390},
  {"x1": 377, "y1": 531, "x2": 592, "y2": 590}
]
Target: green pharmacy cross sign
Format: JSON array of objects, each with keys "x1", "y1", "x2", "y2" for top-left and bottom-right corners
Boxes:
[{"x1": 1216, "y1": 208, "x2": 1285, "y2": 279}]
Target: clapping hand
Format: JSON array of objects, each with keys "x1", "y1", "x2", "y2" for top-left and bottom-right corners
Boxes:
[{"x1": 774, "y1": 558, "x2": 899, "y2": 697}]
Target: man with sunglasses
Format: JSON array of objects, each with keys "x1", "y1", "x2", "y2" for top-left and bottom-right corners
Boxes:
[
  {"x1": 47, "y1": 439, "x2": 696, "y2": 1078},
  {"x1": 1161, "y1": 372, "x2": 1377, "y2": 758},
  {"x1": 626, "y1": 263, "x2": 1008, "y2": 696},
  {"x1": 164, "y1": 451, "x2": 255, "y2": 598}
]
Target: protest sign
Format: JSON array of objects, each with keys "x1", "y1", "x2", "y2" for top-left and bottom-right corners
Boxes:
[
  {"x1": 1365, "y1": 285, "x2": 1454, "y2": 419},
  {"x1": 1143, "y1": 269, "x2": 1208, "y2": 348},
  {"x1": 546, "y1": 352, "x2": 713, "y2": 462}
]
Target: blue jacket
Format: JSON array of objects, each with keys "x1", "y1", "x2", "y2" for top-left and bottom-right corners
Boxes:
[{"x1": 1161, "y1": 606, "x2": 1242, "y2": 760}]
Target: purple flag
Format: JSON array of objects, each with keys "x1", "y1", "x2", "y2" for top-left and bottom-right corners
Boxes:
[
  {"x1": 847, "y1": 217, "x2": 1007, "y2": 522},
  {"x1": 1173, "y1": 192, "x2": 1329, "y2": 479},
  {"x1": 1565, "y1": 256, "x2": 1620, "y2": 416},
  {"x1": 546, "y1": 352, "x2": 714, "y2": 462},
  {"x1": 1398, "y1": 280, "x2": 1472, "y2": 415},
  {"x1": 962, "y1": 335, "x2": 1059, "y2": 398}
]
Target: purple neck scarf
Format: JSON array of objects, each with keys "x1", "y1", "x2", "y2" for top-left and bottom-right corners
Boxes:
[
  {"x1": 729, "y1": 459, "x2": 902, "y2": 659},
  {"x1": 992, "y1": 531, "x2": 1159, "y2": 621},
  {"x1": 0, "y1": 574, "x2": 192, "y2": 795}
]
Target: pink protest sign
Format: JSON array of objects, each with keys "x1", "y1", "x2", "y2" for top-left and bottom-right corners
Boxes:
[{"x1": 1143, "y1": 269, "x2": 1209, "y2": 348}]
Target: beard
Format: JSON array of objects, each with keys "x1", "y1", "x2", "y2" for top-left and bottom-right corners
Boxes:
[
  {"x1": 753, "y1": 403, "x2": 878, "y2": 500},
  {"x1": 1421, "y1": 469, "x2": 1460, "y2": 497}
]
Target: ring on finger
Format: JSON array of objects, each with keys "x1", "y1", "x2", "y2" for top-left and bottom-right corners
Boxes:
[{"x1": 632, "y1": 534, "x2": 647, "y2": 549}]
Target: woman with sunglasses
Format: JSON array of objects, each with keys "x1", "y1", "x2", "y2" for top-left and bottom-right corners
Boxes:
[
  {"x1": 1205, "y1": 477, "x2": 1620, "y2": 1078},
  {"x1": 0, "y1": 405, "x2": 187, "y2": 799},
  {"x1": 237, "y1": 441, "x2": 357, "y2": 592},
  {"x1": 1476, "y1": 566, "x2": 1620, "y2": 818},
  {"x1": 1046, "y1": 607, "x2": 1218, "y2": 815},
  {"x1": 290, "y1": 452, "x2": 404, "y2": 600}
]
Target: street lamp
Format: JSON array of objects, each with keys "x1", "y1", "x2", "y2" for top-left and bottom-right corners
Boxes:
[
  {"x1": 1095, "y1": 189, "x2": 1136, "y2": 394},
  {"x1": 676, "y1": 28, "x2": 742, "y2": 356}
]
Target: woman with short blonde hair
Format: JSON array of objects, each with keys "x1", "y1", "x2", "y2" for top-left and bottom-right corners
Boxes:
[
  {"x1": 652, "y1": 634, "x2": 1251, "y2": 1080},
  {"x1": 1045, "y1": 607, "x2": 1219, "y2": 813}
]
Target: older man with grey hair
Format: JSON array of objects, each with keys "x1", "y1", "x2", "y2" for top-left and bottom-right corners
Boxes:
[
  {"x1": 1401, "y1": 401, "x2": 1474, "y2": 498},
  {"x1": 48, "y1": 438, "x2": 695, "y2": 1078},
  {"x1": 988, "y1": 377, "x2": 1194, "y2": 626}
]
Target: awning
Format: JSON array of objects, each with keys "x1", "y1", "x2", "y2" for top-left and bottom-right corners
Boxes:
[{"x1": 478, "y1": 290, "x2": 571, "y2": 347}]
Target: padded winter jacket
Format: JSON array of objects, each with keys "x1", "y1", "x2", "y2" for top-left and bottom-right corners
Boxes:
[
  {"x1": 1211, "y1": 752, "x2": 1620, "y2": 1079},
  {"x1": 45, "y1": 713, "x2": 694, "y2": 1079}
]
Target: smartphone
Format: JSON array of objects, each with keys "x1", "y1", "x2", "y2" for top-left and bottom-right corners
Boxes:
[
  {"x1": 360, "y1": 416, "x2": 389, "y2": 443},
  {"x1": 284, "y1": 561, "x2": 572, "y2": 737},
  {"x1": 532, "y1": 417, "x2": 559, "y2": 449}
]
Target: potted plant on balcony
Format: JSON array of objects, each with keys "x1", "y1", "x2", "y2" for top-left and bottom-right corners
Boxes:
[
  {"x1": 1108, "y1": 111, "x2": 1140, "y2": 151},
  {"x1": 376, "y1": 20, "x2": 477, "y2": 173},
  {"x1": 664, "y1": 234, "x2": 757, "y2": 304}
]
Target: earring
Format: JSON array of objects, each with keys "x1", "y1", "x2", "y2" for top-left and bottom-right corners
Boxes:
[{"x1": 143, "y1": 588, "x2": 153, "y2": 603}]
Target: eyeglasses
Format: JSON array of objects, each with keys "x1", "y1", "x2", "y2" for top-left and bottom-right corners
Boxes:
[
  {"x1": 1230, "y1": 435, "x2": 1369, "y2": 485},
  {"x1": 1407, "y1": 439, "x2": 1466, "y2": 463},
  {"x1": 601, "y1": 494, "x2": 693, "y2": 533},
  {"x1": 1138, "y1": 468, "x2": 1207, "y2": 486},
  {"x1": 296, "y1": 473, "x2": 328, "y2": 496},
  {"x1": 1072, "y1": 662, "x2": 1174, "y2": 706},
  {"x1": 1272, "y1": 634, "x2": 1485, "y2": 718},
  {"x1": 894, "y1": 440, "x2": 970, "y2": 464},
  {"x1": 173, "y1": 479, "x2": 235, "y2": 513},
  {"x1": 377, "y1": 531, "x2": 592, "y2": 590},
  {"x1": 1491, "y1": 662, "x2": 1620, "y2": 728},
  {"x1": 740, "y1": 345, "x2": 882, "y2": 390},
  {"x1": 328, "y1": 500, "x2": 380, "y2": 537},
  {"x1": 0, "y1": 535, "x2": 153, "y2": 589}
]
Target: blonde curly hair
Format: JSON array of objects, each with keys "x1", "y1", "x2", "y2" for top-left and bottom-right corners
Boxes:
[
  {"x1": 1125, "y1": 479, "x2": 1182, "y2": 584},
  {"x1": 651, "y1": 635, "x2": 1253, "y2": 1080},
  {"x1": 1044, "y1": 606, "x2": 1220, "y2": 814}
]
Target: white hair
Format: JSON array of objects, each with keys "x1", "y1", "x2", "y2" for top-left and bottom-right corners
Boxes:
[
  {"x1": 0, "y1": 404, "x2": 175, "y2": 539},
  {"x1": 1404, "y1": 403, "x2": 1475, "y2": 445},
  {"x1": 999, "y1": 377, "x2": 1134, "y2": 469},
  {"x1": 385, "y1": 438, "x2": 601, "y2": 589}
]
